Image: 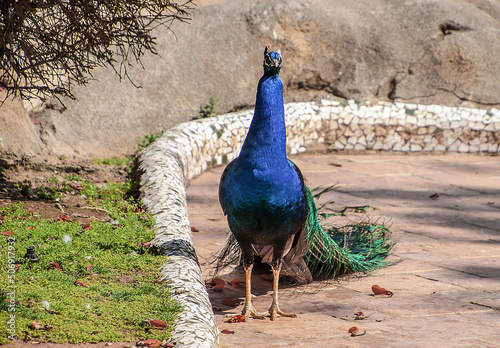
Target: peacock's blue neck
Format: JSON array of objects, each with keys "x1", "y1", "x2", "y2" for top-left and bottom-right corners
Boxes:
[{"x1": 239, "y1": 74, "x2": 287, "y2": 169}]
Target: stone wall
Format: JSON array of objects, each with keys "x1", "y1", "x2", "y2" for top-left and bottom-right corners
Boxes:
[{"x1": 138, "y1": 100, "x2": 499, "y2": 347}]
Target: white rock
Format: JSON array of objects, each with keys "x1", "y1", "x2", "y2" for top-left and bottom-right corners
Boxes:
[
  {"x1": 431, "y1": 144, "x2": 443, "y2": 152},
  {"x1": 334, "y1": 141, "x2": 345, "y2": 150},
  {"x1": 479, "y1": 143, "x2": 489, "y2": 152},
  {"x1": 373, "y1": 140, "x2": 384, "y2": 150},
  {"x1": 407, "y1": 115, "x2": 417, "y2": 125},
  {"x1": 458, "y1": 143, "x2": 469, "y2": 153},
  {"x1": 411, "y1": 144, "x2": 422, "y2": 152}
]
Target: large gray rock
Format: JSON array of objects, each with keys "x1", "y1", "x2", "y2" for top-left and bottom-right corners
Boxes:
[
  {"x1": 7, "y1": 0, "x2": 500, "y2": 158},
  {"x1": 0, "y1": 92, "x2": 45, "y2": 163}
]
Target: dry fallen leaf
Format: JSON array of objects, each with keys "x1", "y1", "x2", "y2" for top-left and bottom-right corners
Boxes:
[
  {"x1": 208, "y1": 278, "x2": 225, "y2": 292},
  {"x1": 86, "y1": 264, "x2": 92, "y2": 272},
  {"x1": 143, "y1": 338, "x2": 162, "y2": 347},
  {"x1": 30, "y1": 321, "x2": 44, "y2": 330},
  {"x1": 348, "y1": 326, "x2": 366, "y2": 337},
  {"x1": 372, "y1": 284, "x2": 394, "y2": 297},
  {"x1": 49, "y1": 262, "x2": 63, "y2": 271},
  {"x1": 74, "y1": 280, "x2": 88, "y2": 287},
  {"x1": 153, "y1": 275, "x2": 164, "y2": 284},
  {"x1": 59, "y1": 214, "x2": 70, "y2": 222},
  {"x1": 230, "y1": 279, "x2": 241, "y2": 288},
  {"x1": 354, "y1": 311, "x2": 365, "y2": 320},
  {"x1": 191, "y1": 227, "x2": 199, "y2": 232},
  {"x1": 149, "y1": 319, "x2": 168, "y2": 330},
  {"x1": 227, "y1": 315, "x2": 245, "y2": 323},
  {"x1": 221, "y1": 329, "x2": 235, "y2": 334},
  {"x1": 0, "y1": 230, "x2": 14, "y2": 236}
]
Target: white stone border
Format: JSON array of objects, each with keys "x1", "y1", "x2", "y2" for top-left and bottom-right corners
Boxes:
[{"x1": 138, "y1": 100, "x2": 499, "y2": 347}]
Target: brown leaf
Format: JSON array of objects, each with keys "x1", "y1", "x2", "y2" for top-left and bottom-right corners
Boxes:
[
  {"x1": 59, "y1": 214, "x2": 70, "y2": 222},
  {"x1": 71, "y1": 184, "x2": 84, "y2": 191},
  {"x1": 227, "y1": 315, "x2": 246, "y2": 323},
  {"x1": 86, "y1": 264, "x2": 92, "y2": 272},
  {"x1": 143, "y1": 338, "x2": 162, "y2": 347},
  {"x1": 348, "y1": 326, "x2": 367, "y2": 337},
  {"x1": 348, "y1": 327, "x2": 359, "y2": 334},
  {"x1": 149, "y1": 319, "x2": 168, "y2": 330},
  {"x1": 222, "y1": 298, "x2": 241, "y2": 307},
  {"x1": 30, "y1": 321, "x2": 44, "y2": 330},
  {"x1": 49, "y1": 262, "x2": 63, "y2": 271},
  {"x1": 372, "y1": 284, "x2": 393, "y2": 296},
  {"x1": 208, "y1": 278, "x2": 225, "y2": 291},
  {"x1": 230, "y1": 279, "x2": 241, "y2": 288},
  {"x1": 81, "y1": 223, "x2": 91, "y2": 230},
  {"x1": 191, "y1": 226, "x2": 199, "y2": 232},
  {"x1": 74, "y1": 279, "x2": 88, "y2": 287},
  {"x1": 221, "y1": 329, "x2": 235, "y2": 334},
  {"x1": 354, "y1": 312, "x2": 365, "y2": 320},
  {"x1": 153, "y1": 275, "x2": 164, "y2": 284},
  {"x1": 0, "y1": 230, "x2": 13, "y2": 236}
]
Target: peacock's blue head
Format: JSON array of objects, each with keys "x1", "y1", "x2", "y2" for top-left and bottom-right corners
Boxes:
[{"x1": 263, "y1": 46, "x2": 282, "y2": 76}]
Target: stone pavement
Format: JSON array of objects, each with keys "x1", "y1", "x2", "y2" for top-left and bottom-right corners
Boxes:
[{"x1": 186, "y1": 152, "x2": 500, "y2": 348}]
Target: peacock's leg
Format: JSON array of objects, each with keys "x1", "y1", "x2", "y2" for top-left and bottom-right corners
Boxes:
[
  {"x1": 268, "y1": 261, "x2": 297, "y2": 320},
  {"x1": 242, "y1": 264, "x2": 265, "y2": 320}
]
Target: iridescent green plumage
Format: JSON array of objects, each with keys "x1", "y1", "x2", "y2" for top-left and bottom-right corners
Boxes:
[
  {"x1": 216, "y1": 185, "x2": 394, "y2": 282},
  {"x1": 301, "y1": 186, "x2": 394, "y2": 279}
]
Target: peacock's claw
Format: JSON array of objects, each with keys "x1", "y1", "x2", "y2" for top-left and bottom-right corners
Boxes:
[
  {"x1": 242, "y1": 304, "x2": 266, "y2": 320},
  {"x1": 267, "y1": 305, "x2": 297, "y2": 321}
]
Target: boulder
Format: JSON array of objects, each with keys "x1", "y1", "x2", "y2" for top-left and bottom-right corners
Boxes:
[
  {"x1": 3, "y1": 0, "x2": 500, "y2": 158},
  {"x1": 0, "y1": 92, "x2": 45, "y2": 164}
]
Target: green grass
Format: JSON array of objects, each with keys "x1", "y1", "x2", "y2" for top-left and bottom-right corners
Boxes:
[
  {"x1": 137, "y1": 133, "x2": 164, "y2": 152},
  {"x1": 0, "y1": 180, "x2": 182, "y2": 344},
  {"x1": 91, "y1": 156, "x2": 132, "y2": 166},
  {"x1": 13, "y1": 179, "x2": 74, "y2": 201},
  {"x1": 195, "y1": 97, "x2": 217, "y2": 119}
]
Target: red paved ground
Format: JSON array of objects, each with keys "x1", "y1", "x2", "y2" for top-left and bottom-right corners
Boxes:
[{"x1": 188, "y1": 153, "x2": 500, "y2": 348}]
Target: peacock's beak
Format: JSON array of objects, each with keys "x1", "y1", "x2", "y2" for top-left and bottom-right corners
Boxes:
[{"x1": 271, "y1": 59, "x2": 281, "y2": 68}]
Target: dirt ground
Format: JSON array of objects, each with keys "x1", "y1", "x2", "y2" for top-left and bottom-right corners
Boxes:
[{"x1": 0, "y1": 160, "x2": 129, "y2": 223}]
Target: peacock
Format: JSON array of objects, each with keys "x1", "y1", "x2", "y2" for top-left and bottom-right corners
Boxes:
[{"x1": 218, "y1": 47, "x2": 393, "y2": 321}]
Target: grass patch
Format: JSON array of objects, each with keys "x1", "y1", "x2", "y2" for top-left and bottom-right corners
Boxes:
[
  {"x1": 91, "y1": 156, "x2": 132, "y2": 166},
  {"x1": 195, "y1": 97, "x2": 217, "y2": 119},
  {"x1": 0, "y1": 180, "x2": 182, "y2": 344},
  {"x1": 137, "y1": 133, "x2": 164, "y2": 152}
]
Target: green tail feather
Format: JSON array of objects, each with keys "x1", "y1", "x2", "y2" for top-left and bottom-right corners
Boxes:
[
  {"x1": 303, "y1": 186, "x2": 394, "y2": 278},
  {"x1": 214, "y1": 185, "x2": 395, "y2": 279}
]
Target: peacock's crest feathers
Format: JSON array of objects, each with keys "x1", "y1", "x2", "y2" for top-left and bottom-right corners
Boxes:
[{"x1": 263, "y1": 46, "x2": 282, "y2": 75}]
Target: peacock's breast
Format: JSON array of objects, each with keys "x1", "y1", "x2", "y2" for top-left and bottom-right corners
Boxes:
[{"x1": 221, "y1": 159, "x2": 308, "y2": 243}]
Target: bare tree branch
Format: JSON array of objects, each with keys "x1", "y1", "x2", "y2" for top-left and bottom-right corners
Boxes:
[{"x1": 0, "y1": 0, "x2": 194, "y2": 104}]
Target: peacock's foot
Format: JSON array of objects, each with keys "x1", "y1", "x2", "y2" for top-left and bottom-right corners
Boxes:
[
  {"x1": 242, "y1": 304, "x2": 266, "y2": 321},
  {"x1": 268, "y1": 305, "x2": 297, "y2": 321}
]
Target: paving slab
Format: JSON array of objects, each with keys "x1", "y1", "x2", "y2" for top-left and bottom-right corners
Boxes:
[{"x1": 186, "y1": 153, "x2": 500, "y2": 347}]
